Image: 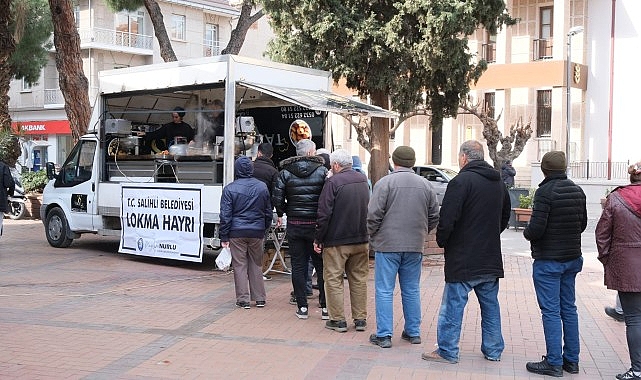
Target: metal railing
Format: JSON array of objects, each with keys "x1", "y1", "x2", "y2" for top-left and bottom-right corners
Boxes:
[
  {"x1": 533, "y1": 38, "x2": 553, "y2": 61},
  {"x1": 44, "y1": 88, "x2": 64, "y2": 106},
  {"x1": 78, "y1": 28, "x2": 153, "y2": 50},
  {"x1": 568, "y1": 160, "x2": 630, "y2": 180},
  {"x1": 203, "y1": 43, "x2": 220, "y2": 57}
]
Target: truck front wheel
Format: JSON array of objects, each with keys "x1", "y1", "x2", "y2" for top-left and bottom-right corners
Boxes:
[{"x1": 45, "y1": 207, "x2": 73, "y2": 248}]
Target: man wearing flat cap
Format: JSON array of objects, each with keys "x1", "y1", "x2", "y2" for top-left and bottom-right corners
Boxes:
[
  {"x1": 524, "y1": 150, "x2": 587, "y2": 377},
  {"x1": 367, "y1": 145, "x2": 439, "y2": 348}
]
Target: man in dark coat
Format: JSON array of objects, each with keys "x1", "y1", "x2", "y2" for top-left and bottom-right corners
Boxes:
[
  {"x1": 0, "y1": 161, "x2": 16, "y2": 238},
  {"x1": 219, "y1": 156, "x2": 273, "y2": 309},
  {"x1": 423, "y1": 140, "x2": 510, "y2": 364},
  {"x1": 272, "y1": 139, "x2": 328, "y2": 320},
  {"x1": 252, "y1": 142, "x2": 278, "y2": 198},
  {"x1": 524, "y1": 150, "x2": 587, "y2": 377}
]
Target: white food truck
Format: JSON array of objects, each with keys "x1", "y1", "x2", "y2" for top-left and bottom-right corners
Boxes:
[{"x1": 40, "y1": 55, "x2": 393, "y2": 263}]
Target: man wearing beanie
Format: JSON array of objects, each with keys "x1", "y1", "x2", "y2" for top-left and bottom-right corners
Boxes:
[
  {"x1": 423, "y1": 140, "x2": 510, "y2": 364},
  {"x1": 524, "y1": 150, "x2": 587, "y2": 377},
  {"x1": 367, "y1": 145, "x2": 439, "y2": 348}
]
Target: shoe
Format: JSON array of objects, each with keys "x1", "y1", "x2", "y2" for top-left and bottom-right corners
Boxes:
[
  {"x1": 526, "y1": 356, "x2": 563, "y2": 377},
  {"x1": 289, "y1": 296, "x2": 297, "y2": 305},
  {"x1": 321, "y1": 308, "x2": 329, "y2": 320},
  {"x1": 484, "y1": 354, "x2": 500, "y2": 362},
  {"x1": 401, "y1": 331, "x2": 421, "y2": 344},
  {"x1": 306, "y1": 292, "x2": 314, "y2": 298},
  {"x1": 296, "y1": 306, "x2": 309, "y2": 319},
  {"x1": 562, "y1": 358, "x2": 578, "y2": 374},
  {"x1": 369, "y1": 334, "x2": 392, "y2": 348},
  {"x1": 256, "y1": 301, "x2": 265, "y2": 308},
  {"x1": 325, "y1": 320, "x2": 347, "y2": 332},
  {"x1": 605, "y1": 306, "x2": 625, "y2": 322},
  {"x1": 421, "y1": 350, "x2": 457, "y2": 364},
  {"x1": 235, "y1": 301, "x2": 250, "y2": 309},
  {"x1": 354, "y1": 319, "x2": 367, "y2": 331},
  {"x1": 617, "y1": 369, "x2": 641, "y2": 379},
  {"x1": 263, "y1": 275, "x2": 272, "y2": 281}
]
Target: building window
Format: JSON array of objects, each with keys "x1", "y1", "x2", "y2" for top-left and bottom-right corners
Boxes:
[
  {"x1": 21, "y1": 79, "x2": 33, "y2": 92},
  {"x1": 115, "y1": 10, "x2": 144, "y2": 47},
  {"x1": 482, "y1": 32, "x2": 496, "y2": 63},
  {"x1": 484, "y1": 92, "x2": 495, "y2": 119},
  {"x1": 74, "y1": 5, "x2": 80, "y2": 28},
  {"x1": 171, "y1": 14, "x2": 186, "y2": 40},
  {"x1": 534, "y1": 6, "x2": 554, "y2": 60},
  {"x1": 204, "y1": 23, "x2": 219, "y2": 56},
  {"x1": 536, "y1": 90, "x2": 552, "y2": 137}
]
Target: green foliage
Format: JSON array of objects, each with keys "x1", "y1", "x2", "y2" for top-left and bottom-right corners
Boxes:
[
  {"x1": 104, "y1": 0, "x2": 143, "y2": 12},
  {"x1": 21, "y1": 170, "x2": 49, "y2": 193},
  {"x1": 8, "y1": 0, "x2": 53, "y2": 85},
  {"x1": 0, "y1": 129, "x2": 21, "y2": 167},
  {"x1": 262, "y1": 0, "x2": 516, "y2": 131},
  {"x1": 518, "y1": 190, "x2": 535, "y2": 209}
]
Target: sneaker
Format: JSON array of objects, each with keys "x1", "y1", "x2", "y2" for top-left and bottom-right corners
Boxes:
[
  {"x1": 263, "y1": 275, "x2": 272, "y2": 281},
  {"x1": 289, "y1": 296, "x2": 297, "y2": 305},
  {"x1": 296, "y1": 306, "x2": 309, "y2": 319},
  {"x1": 256, "y1": 301, "x2": 266, "y2": 308},
  {"x1": 484, "y1": 354, "x2": 501, "y2": 362},
  {"x1": 563, "y1": 358, "x2": 579, "y2": 374},
  {"x1": 321, "y1": 308, "x2": 329, "y2": 320},
  {"x1": 605, "y1": 306, "x2": 625, "y2": 322},
  {"x1": 617, "y1": 369, "x2": 641, "y2": 380},
  {"x1": 354, "y1": 319, "x2": 367, "y2": 331},
  {"x1": 401, "y1": 331, "x2": 421, "y2": 344},
  {"x1": 235, "y1": 301, "x2": 250, "y2": 309},
  {"x1": 325, "y1": 320, "x2": 347, "y2": 332},
  {"x1": 526, "y1": 356, "x2": 563, "y2": 377},
  {"x1": 369, "y1": 334, "x2": 392, "y2": 348},
  {"x1": 421, "y1": 349, "x2": 458, "y2": 364},
  {"x1": 306, "y1": 292, "x2": 314, "y2": 298}
]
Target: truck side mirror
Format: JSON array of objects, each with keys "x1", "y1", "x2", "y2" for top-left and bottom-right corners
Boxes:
[{"x1": 45, "y1": 162, "x2": 57, "y2": 180}]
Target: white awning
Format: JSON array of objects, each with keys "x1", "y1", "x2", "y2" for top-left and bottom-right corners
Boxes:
[{"x1": 238, "y1": 81, "x2": 397, "y2": 119}]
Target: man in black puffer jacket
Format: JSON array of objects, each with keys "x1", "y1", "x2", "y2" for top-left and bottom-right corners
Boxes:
[
  {"x1": 524, "y1": 150, "x2": 587, "y2": 377},
  {"x1": 273, "y1": 139, "x2": 328, "y2": 320}
]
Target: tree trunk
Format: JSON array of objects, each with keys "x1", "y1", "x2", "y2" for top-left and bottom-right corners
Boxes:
[
  {"x1": 368, "y1": 89, "x2": 390, "y2": 186},
  {"x1": 143, "y1": 0, "x2": 176, "y2": 62},
  {"x1": 0, "y1": 0, "x2": 15, "y2": 131},
  {"x1": 430, "y1": 114, "x2": 443, "y2": 165},
  {"x1": 221, "y1": 2, "x2": 263, "y2": 55},
  {"x1": 49, "y1": 0, "x2": 91, "y2": 140}
]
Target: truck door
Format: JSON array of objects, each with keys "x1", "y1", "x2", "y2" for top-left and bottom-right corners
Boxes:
[{"x1": 53, "y1": 139, "x2": 98, "y2": 231}]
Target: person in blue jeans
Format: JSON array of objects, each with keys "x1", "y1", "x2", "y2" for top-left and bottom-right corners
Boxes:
[
  {"x1": 422, "y1": 140, "x2": 511, "y2": 364},
  {"x1": 367, "y1": 146, "x2": 439, "y2": 348},
  {"x1": 523, "y1": 151, "x2": 587, "y2": 377}
]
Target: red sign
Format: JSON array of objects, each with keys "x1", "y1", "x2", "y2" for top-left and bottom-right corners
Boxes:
[{"x1": 11, "y1": 120, "x2": 71, "y2": 135}]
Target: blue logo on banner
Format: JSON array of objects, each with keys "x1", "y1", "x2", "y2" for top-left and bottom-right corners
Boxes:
[{"x1": 137, "y1": 238, "x2": 144, "y2": 251}]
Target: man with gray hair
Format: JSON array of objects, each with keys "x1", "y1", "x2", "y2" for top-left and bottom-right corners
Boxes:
[
  {"x1": 273, "y1": 139, "x2": 329, "y2": 320},
  {"x1": 314, "y1": 149, "x2": 370, "y2": 333},
  {"x1": 422, "y1": 140, "x2": 510, "y2": 364}
]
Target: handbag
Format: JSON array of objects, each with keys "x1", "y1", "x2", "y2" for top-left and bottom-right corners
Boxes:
[{"x1": 215, "y1": 247, "x2": 232, "y2": 271}]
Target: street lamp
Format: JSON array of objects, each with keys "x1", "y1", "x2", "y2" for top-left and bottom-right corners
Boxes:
[{"x1": 566, "y1": 26, "x2": 584, "y2": 168}]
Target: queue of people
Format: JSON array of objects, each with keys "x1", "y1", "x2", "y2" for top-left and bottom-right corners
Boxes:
[{"x1": 217, "y1": 138, "x2": 638, "y2": 379}]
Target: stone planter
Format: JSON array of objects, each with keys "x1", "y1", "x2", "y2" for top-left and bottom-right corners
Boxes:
[{"x1": 25, "y1": 194, "x2": 43, "y2": 219}]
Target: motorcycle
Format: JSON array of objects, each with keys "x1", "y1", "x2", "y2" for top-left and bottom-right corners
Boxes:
[{"x1": 5, "y1": 168, "x2": 26, "y2": 220}]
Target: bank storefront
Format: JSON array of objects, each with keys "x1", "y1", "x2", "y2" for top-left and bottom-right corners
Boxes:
[{"x1": 11, "y1": 120, "x2": 74, "y2": 172}]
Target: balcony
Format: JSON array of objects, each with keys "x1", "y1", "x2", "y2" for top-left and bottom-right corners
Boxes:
[
  {"x1": 77, "y1": 28, "x2": 153, "y2": 55},
  {"x1": 203, "y1": 43, "x2": 220, "y2": 57},
  {"x1": 44, "y1": 88, "x2": 64, "y2": 108},
  {"x1": 481, "y1": 43, "x2": 496, "y2": 63},
  {"x1": 533, "y1": 38, "x2": 553, "y2": 61}
]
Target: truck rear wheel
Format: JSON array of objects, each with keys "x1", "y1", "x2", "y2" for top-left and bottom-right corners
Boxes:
[{"x1": 45, "y1": 207, "x2": 73, "y2": 248}]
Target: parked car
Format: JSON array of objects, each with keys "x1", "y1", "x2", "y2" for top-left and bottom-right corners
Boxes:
[{"x1": 412, "y1": 165, "x2": 458, "y2": 205}]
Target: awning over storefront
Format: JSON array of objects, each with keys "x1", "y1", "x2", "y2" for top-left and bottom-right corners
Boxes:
[
  {"x1": 11, "y1": 120, "x2": 71, "y2": 135},
  {"x1": 238, "y1": 81, "x2": 397, "y2": 119}
]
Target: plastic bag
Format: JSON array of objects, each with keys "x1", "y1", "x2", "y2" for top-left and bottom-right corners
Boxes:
[{"x1": 216, "y1": 247, "x2": 232, "y2": 271}]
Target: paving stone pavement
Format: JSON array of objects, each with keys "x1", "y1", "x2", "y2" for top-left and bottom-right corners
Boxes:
[{"x1": 0, "y1": 203, "x2": 630, "y2": 379}]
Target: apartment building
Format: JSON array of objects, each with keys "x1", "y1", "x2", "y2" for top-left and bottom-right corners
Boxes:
[{"x1": 8, "y1": 0, "x2": 273, "y2": 171}]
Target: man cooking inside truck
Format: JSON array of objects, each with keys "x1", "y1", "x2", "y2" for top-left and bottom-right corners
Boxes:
[{"x1": 138, "y1": 106, "x2": 195, "y2": 152}]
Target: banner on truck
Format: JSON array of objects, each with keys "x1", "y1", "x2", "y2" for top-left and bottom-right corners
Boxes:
[{"x1": 119, "y1": 183, "x2": 204, "y2": 262}]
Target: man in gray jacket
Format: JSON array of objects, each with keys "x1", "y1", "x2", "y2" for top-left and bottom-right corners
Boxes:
[{"x1": 367, "y1": 146, "x2": 439, "y2": 348}]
